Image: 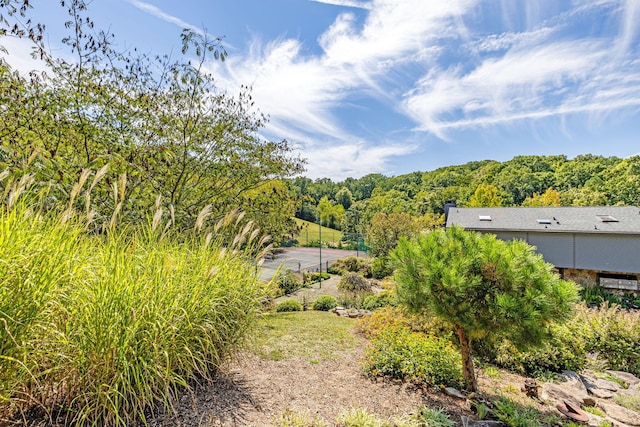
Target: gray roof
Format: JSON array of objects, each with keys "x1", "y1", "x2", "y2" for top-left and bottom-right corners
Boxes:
[{"x1": 446, "y1": 206, "x2": 640, "y2": 235}]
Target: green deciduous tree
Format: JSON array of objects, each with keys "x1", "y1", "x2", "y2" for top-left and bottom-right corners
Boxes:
[
  {"x1": 335, "y1": 186, "x2": 353, "y2": 210},
  {"x1": 366, "y1": 212, "x2": 419, "y2": 257},
  {"x1": 1, "y1": 1, "x2": 304, "y2": 234},
  {"x1": 468, "y1": 183, "x2": 504, "y2": 207},
  {"x1": 392, "y1": 227, "x2": 579, "y2": 392},
  {"x1": 522, "y1": 188, "x2": 561, "y2": 207}
]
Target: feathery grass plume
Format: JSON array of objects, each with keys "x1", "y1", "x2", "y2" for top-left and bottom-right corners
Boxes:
[
  {"x1": 105, "y1": 173, "x2": 127, "y2": 233},
  {"x1": 0, "y1": 188, "x2": 268, "y2": 426},
  {"x1": 152, "y1": 196, "x2": 163, "y2": 233},
  {"x1": 214, "y1": 209, "x2": 237, "y2": 233},
  {"x1": 232, "y1": 220, "x2": 255, "y2": 249},
  {"x1": 90, "y1": 164, "x2": 109, "y2": 191},
  {"x1": 7, "y1": 174, "x2": 34, "y2": 209},
  {"x1": 194, "y1": 204, "x2": 212, "y2": 232},
  {"x1": 84, "y1": 164, "x2": 108, "y2": 218},
  {"x1": 68, "y1": 169, "x2": 91, "y2": 209}
]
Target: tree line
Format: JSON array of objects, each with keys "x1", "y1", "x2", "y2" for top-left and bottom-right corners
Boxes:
[{"x1": 287, "y1": 154, "x2": 640, "y2": 250}]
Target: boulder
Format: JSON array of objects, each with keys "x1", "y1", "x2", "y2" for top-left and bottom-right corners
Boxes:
[
  {"x1": 541, "y1": 383, "x2": 596, "y2": 407},
  {"x1": 606, "y1": 371, "x2": 640, "y2": 387},
  {"x1": 581, "y1": 370, "x2": 623, "y2": 391},
  {"x1": 443, "y1": 386, "x2": 466, "y2": 399},
  {"x1": 599, "y1": 402, "x2": 640, "y2": 426},
  {"x1": 560, "y1": 370, "x2": 589, "y2": 394},
  {"x1": 580, "y1": 375, "x2": 615, "y2": 399}
]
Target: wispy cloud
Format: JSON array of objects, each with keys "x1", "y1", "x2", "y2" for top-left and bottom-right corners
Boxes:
[
  {"x1": 210, "y1": 0, "x2": 640, "y2": 177},
  {"x1": 309, "y1": 0, "x2": 372, "y2": 10},
  {"x1": 127, "y1": 0, "x2": 205, "y2": 36},
  {"x1": 403, "y1": 1, "x2": 640, "y2": 139},
  {"x1": 213, "y1": 0, "x2": 475, "y2": 178},
  {"x1": 303, "y1": 142, "x2": 416, "y2": 181}
]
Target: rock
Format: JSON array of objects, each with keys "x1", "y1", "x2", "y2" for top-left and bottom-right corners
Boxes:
[
  {"x1": 581, "y1": 370, "x2": 623, "y2": 391},
  {"x1": 599, "y1": 402, "x2": 640, "y2": 426},
  {"x1": 560, "y1": 370, "x2": 589, "y2": 394},
  {"x1": 541, "y1": 383, "x2": 596, "y2": 407},
  {"x1": 606, "y1": 371, "x2": 640, "y2": 387},
  {"x1": 460, "y1": 416, "x2": 506, "y2": 427},
  {"x1": 580, "y1": 375, "x2": 615, "y2": 399},
  {"x1": 443, "y1": 387, "x2": 466, "y2": 399}
]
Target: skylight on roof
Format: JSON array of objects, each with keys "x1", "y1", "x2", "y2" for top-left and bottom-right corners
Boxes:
[
  {"x1": 596, "y1": 215, "x2": 619, "y2": 222},
  {"x1": 479, "y1": 215, "x2": 492, "y2": 221},
  {"x1": 537, "y1": 219, "x2": 552, "y2": 225}
]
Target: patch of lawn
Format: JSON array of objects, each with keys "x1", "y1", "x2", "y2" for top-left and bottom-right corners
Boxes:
[
  {"x1": 253, "y1": 311, "x2": 357, "y2": 363},
  {"x1": 294, "y1": 218, "x2": 343, "y2": 246}
]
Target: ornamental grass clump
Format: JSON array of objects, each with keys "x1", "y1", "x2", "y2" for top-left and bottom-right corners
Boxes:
[{"x1": 0, "y1": 175, "x2": 268, "y2": 426}]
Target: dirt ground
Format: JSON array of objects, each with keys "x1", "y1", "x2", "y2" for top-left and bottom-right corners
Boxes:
[
  {"x1": 145, "y1": 334, "x2": 474, "y2": 427},
  {"x1": 144, "y1": 276, "x2": 474, "y2": 426}
]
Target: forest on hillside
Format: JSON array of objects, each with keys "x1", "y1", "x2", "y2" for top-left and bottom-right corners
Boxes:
[{"x1": 287, "y1": 154, "x2": 640, "y2": 246}]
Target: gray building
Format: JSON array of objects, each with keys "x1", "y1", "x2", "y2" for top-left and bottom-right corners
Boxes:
[{"x1": 446, "y1": 206, "x2": 640, "y2": 291}]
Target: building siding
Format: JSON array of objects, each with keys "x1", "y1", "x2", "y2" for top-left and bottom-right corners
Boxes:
[
  {"x1": 575, "y1": 233, "x2": 640, "y2": 273},
  {"x1": 527, "y1": 233, "x2": 574, "y2": 268}
]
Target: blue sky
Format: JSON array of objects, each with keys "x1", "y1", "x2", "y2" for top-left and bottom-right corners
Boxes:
[{"x1": 3, "y1": 0, "x2": 640, "y2": 180}]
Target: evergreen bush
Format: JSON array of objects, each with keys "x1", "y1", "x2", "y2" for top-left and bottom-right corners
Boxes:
[
  {"x1": 276, "y1": 299, "x2": 304, "y2": 312},
  {"x1": 313, "y1": 295, "x2": 338, "y2": 311}
]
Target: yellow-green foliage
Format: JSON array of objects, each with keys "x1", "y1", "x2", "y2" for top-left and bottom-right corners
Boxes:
[
  {"x1": 486, "y1": 303, "x2": 640, "y2": 376},
  {"x1": 577, "y1": 302, "x2": 640, "y2": 375},
  {"x1": 0, "y1": 198, "x2": 266, "y2": 425},
  {"x1": 356, "y1": 306, "x2": 451, "y2": 340},
  {"x1": 362, "y1": 326, "x2": 463, "y2": 388}
]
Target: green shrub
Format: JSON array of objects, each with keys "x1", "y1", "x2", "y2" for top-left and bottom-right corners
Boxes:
[
  {"x1": 493, "y1": 397, "x2": 562, "y2": 427},
  {"x1": 371, "y1": 256, "x2": 394, "y2": 279},
  {"x1": 274, "y1": 408, "x2": 327, "y2": 427},
  {"x1": 580, "y1": 303, "x2": 640, "y2": 375},
  {"x1": 303, "y1": 271, "x2": 330, "y2": 284},
  {"x1": 276, "y1": 299, "x2": 304, "y2": 312},
  {"x1": 338, "y1": 272, "x2": 372, "y2": 293},
  {"x1": 313, "y1": 295, "x2": 338, "y2": 311},
  {"x1": 328, "y1": 256, "x2": 372, "y2": 278},
  {"x1": 356, "y1": 306, "x2": 451, "y2": 340},
  {"x1": 479, "y1": 303, "x2": 640, "y2": 377},
  {"x1": 337, "y1": 291, "x2": 372, "y2": 309},
  {"x1": 490, "y1": 320, "x2": 588, "y2": 376},
  {"x1": 273, "y1": 269, "x2": 303, "y2": 296},
  {"x1": 363, "y1": 290, "x2": 397, "y2": 311},
  {"x1": 336, "y1": 407, "x2": 381, "y2": 427},
  {"x1": 362, "y1": 326, "x2": 463, "y2": 388}
]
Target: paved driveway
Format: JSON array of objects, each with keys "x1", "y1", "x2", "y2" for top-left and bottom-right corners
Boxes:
[{"x1": 259, "y1": 247, "x2": 364, "y2": 281}]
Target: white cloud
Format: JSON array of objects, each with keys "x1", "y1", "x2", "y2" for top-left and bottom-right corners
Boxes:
[
  {"x1": 310, "y1": 0, "x2": 372, "y2": 10},
  {"x1": 303, "y1": 141, "x2": 416, "y2": 180},
  {"x1": 403, "y1": 1, "x2": 640, "y2": 138},
  {"x1": 0, "y1": 37, "x2": 50, "y2": 75},
  {"x1": 212, "y1": 0, "x2": 476, "y2": 177},
  {"x1": 127, "y1": 0, "x2": 206, "y2": 36}
]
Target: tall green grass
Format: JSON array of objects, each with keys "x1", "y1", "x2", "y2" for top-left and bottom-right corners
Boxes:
[{"x1": 0, "y1": 174, "x2": 268, "y2": 425}]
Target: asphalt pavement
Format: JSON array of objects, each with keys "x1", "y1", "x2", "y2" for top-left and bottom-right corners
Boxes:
[{"x1": 259, "y1": 247, "x2": 364, "y2": 281}]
